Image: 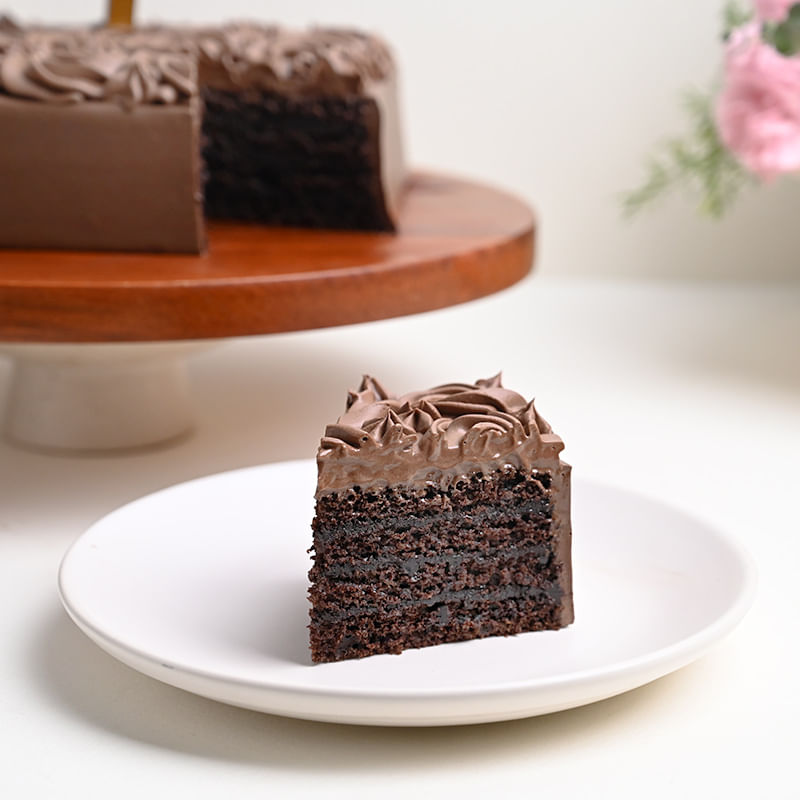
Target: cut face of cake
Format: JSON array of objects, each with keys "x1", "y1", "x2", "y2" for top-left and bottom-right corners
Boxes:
[
  {"x1": 0, "y1": 21, "x2": 405, "y2": 253},
  {"x1": 309, "y1": 375, "x2": 573, "y2": 663}
]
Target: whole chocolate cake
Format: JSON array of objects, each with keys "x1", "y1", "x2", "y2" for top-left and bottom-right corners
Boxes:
[
  {"x1": 0, "y1": 18, "x2": 405, "y2": 253},
  {"x1": 309, "y1": 375, "x2": 573, "y2": 663}
]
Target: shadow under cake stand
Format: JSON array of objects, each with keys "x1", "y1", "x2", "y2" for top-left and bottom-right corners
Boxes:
[{"x1": 0, "y1": 173, "x2": 535, "y2": 451}]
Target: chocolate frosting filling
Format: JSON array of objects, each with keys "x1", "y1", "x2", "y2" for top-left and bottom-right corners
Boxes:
[
  {"x1": 0, "y1": 22, "x2": 394, "y2": 106},
  {"x1": 316, "y1": 375, "x2": 566, "y2": 495}
]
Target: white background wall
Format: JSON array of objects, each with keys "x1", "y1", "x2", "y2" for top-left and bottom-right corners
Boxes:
[{"x1": 7, "y1": 0, "x2": 800, "y2": 281}]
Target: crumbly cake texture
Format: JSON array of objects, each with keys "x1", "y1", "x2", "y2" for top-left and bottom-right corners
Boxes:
[
  {"x1": 0, "y1": 19, "x2": 405, "y2": 252},
  {"x1": 309, "y1": 375, "x2": 573, "y2": 663},
  {"x1": 201, "y1": 87, "x2": 393, "y2": 230}
]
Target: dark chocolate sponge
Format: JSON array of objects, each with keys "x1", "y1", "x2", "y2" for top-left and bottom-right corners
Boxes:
[
  {"x1": 310, "y1": 467, "x2": 571, "y2": 662},
  {"x1": 201, "y1": 88, "x2": 394, "y2": 231}
]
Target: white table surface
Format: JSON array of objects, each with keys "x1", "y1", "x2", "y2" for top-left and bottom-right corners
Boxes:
[{"x1": 1, "y1": 278, "x2": 798, "y2": 799}]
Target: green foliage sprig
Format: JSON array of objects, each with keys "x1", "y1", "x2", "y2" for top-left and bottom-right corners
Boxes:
[
  {"x1": 622, "y1": 89, "x2": 752, "y2": 219},
  {"x1": 722, "y1": 1, "x2": 752, "y2": 39},
  {"x1": 624, "y1": 2, "x2": 800, "y2": 218},
  {"x1": 763, "y1": 4, "x2": 800, "y2": 54}
]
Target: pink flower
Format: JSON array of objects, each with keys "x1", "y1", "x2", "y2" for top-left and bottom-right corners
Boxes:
[
  {"x1": 716, "y1": 26, "x2": 800, "y2": 179},
  {"x1": 754, "y1": 0, "x2": 796, "y2": 21}
]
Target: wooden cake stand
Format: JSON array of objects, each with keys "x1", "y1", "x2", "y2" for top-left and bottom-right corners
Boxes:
[{"x1": 0, "y1": 173, "x2": 535, "y2": 450}]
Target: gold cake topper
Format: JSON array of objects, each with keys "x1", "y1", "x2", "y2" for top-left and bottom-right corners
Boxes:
[{"x1": 107, "y1": 0, "x2": 134, "y2": 27}]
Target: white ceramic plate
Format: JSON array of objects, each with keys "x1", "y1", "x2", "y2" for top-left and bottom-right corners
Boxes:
[{"x1": 58, "y1": 460, "x2": 756, "y2": 727}]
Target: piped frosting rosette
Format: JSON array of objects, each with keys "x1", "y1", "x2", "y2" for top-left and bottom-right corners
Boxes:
[
  {"x1": 198, "y1": 25, "x2": 392, "y2": 87},
  {"x1": 0, "y1": 27, "x2": 195, "y2": 105},
  {"x1": 0, "y1": 22, "x2": 393, "y2": 104},
  {"x1": 317, "y1": 375, "x2": 565, "y2": 494}
]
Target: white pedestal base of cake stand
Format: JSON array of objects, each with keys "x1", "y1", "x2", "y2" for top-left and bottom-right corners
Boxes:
[{"x1": 0, "y1": 343, "x2": 211, "y2": 452}]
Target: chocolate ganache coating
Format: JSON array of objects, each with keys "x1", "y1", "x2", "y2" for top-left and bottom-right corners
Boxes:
[
  {"x1": 0, "y1": 23, "x2": 394, "y2": 106},
  {"x1": 316, "y1": 375, "x2": 565, "y2": 495}
]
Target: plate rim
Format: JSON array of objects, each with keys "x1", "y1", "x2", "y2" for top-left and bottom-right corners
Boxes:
[{"x1": 57, "y1": 460, "x2": 758, "y2": 714}]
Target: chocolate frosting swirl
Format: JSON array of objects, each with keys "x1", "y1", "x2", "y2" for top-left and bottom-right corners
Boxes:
[
  {"x1": 317, "y1": 375, "x2": 565, "y2": 495},
  {"x1": 0, "y1": 22, "x2": 393, "y2": 106},
  {"x1": 193, "y1": 25, "x2": 393, "y2": 95},
  {"x1": 0, "y1": 29, "x2": 196, "y2": 105}
]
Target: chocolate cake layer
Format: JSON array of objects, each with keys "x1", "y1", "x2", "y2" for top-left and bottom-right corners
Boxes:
[
  {"x1": 310, "y1": 549, "x2": 561, "y2": 609},
  {"x1": 310, "y1": 594, "x2": 566, "y2": 662},
  {"x1": 311, "y1": 583, "x2": 564, "y2": 623},
  {"x1": 313, "y1": 496, "x2": 558, "y2": 563},
  {"x1": 201, "y1": 88, "x2": 393, "y2": 230},
  {"x1": 314, "y1": 505, "x2": 555, "y2": 573},
  {"x1": 313, "y1": 537, "x2": 554, "y2": 580},
  {"x1": 314, "y1": 466, "x2": 553, "y2": 525}
]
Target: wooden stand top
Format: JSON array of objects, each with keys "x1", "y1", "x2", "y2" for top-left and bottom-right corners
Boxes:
[{"x1": 0, "y1": 172, "x2": 535, "y2": 343}]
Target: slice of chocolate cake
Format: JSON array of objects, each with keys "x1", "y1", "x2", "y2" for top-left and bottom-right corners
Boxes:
[{"x1": 309, "y1": 375, "x2": 573, "y2": 663}]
